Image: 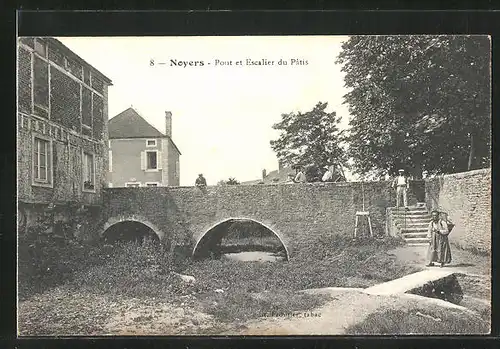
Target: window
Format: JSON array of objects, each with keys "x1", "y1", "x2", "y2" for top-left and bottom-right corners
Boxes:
[
  {"x1": 83, "y1": 67, "x2": 91, "y2": 85},
  {"x1": 64, "y1": 56, "x2": 82, "y2": 79},
  {"x1": 146, "y1": 182, "x2": 159, "y2": 187},
  {"x1": 146, "y1": 139, "x2": 157, "y2": 147},
  {"x1": 82, "y1": 87, "x2": 92, "y2": 127},
  {"x1": 91, "y1": 76, "x2": 104, "y2": 94},
  {"x1": 33, "y1": 56, "x2": 49, "y2": 118},
  {"x1": 48, "y1": 46, "x2": 65, "y2": 67},
  {"x1": 125, "y1": 182, "x2": 141, "y2": 188},
  {"x1": 33, "y1": 137, "x2": 51, "y2": 184},
  {"x1": 141, "y1": 150, "x2": 162, "y2": 171},
  {"x1": 83, "y1": 152, "x2": 95, "y2": 191},
  {"x1": 34, "y1": 39, "x2": 47, "y2": 57},
  {"x1": 147, "y1": 151, "x2": 157, "y2": 169},
  {"x1": 108, "y1": 150, "x2": 112, "y2": 172}
]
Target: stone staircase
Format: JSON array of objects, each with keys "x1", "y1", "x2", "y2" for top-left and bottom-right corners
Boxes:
[{"x1": 386, "y1": 203, "x2": 431, "y2": 246}]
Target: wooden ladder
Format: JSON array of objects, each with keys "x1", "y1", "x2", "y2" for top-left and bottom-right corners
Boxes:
[{"x1": 354, "y1": 181, "x2": 374, "y2": 238}]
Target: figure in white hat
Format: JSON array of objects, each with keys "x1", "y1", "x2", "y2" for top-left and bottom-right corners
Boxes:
[{"x1": 392, "y1": 169, "x2": 410, "y2": 208}]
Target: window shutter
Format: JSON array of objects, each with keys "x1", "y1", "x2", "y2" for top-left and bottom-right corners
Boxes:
[
  {"x1": 157, "y1": 151, "x2": 162, "y2": 169},
  {"x1": 140, "y1": 151, "x2": 146, "y2": 170},
  {"x1": 108, "y1": 150, "x2": 112, "y2": 172}
]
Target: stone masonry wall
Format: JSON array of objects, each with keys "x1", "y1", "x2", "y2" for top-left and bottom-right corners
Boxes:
[
  {"x1": 425, "y1": 168, "x2": 491, "y2": 252},
  {"x1": 101, "y1": 180, "x2": 418, "y2": 257}
]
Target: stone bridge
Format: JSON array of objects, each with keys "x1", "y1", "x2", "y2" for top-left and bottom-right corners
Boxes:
[{"x1": 100, "y1": 181, "x2": 424, "y2": 259}]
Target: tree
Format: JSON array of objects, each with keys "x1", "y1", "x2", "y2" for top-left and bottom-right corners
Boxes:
[
  {"x1": 226, "y1": 177, "x2": 240, "y2": 185},
  {"x1": 270, "y1": 102, "x2": 346, "y2": 182},
  {"x1": 217, "y1": 177, "x2": 240, "y2": 185},
  {"x1": 336, "y1": 35, "x2": 491, "y2": 177}
]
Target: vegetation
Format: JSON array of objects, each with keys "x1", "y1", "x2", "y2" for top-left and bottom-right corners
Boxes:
[
  {"x1": 18, "y1": 226, "x2": 418, "y2": 320},
  {"x1": 270, "y1": 102, "x2": 346, "y2": 182},
  {"x1": 19, "y1": 228, "x2": 490, "y2": 334},
  {"x1": 18, "y1": 205, "x2": 100, "y2": 299},
  {"x1": 336, "y1": 35, "x2": 490, "y2": 178},
  {"x1": 344, "y1": 307, "x2": 489, "y2": 334},
  {"x1": 217, "y1": 177, "x2": 240, "y2": 185}
]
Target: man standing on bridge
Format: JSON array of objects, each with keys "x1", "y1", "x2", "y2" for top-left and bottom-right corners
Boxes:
[
  {"x1": 195, "y1": 173, "x2": 207, "y2": 188},
  {"x1": 294, "y1": 166, "x2": 307, "y2": 183},
  {"x1": 392, "y1": 169, "x2": 410, "y2": 208}
]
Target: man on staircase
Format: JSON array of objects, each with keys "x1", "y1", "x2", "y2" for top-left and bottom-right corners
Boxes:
[{"x1": 392, "y1": 169, "x2": 410, "y2": 209}]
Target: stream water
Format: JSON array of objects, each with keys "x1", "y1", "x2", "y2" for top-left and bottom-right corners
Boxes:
[{"x1": 223, "y1": 251, "x2": 285, "y2": 262}]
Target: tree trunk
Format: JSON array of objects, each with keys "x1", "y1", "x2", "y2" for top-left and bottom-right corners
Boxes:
[
  {"x1": 412, "y1": 163, "x2": 422, "y2": 179},
  {"x1": 468, "y1": 132, "x2": 476, "y2": 171}
]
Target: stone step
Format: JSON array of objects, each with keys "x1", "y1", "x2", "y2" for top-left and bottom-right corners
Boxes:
[
  {"x1": 396, "y1": 222, "x2": 430, "y2": 227},
  {"x1": 398, "y1": 224, "x2": 427, "y2": 233},
  {"x1": 391, "y1": 211, "x2": 429, "y2": 216},
  {"x1": 407, "y1": 243, "x2": 430, "y2": 246},
  {"x1": 390, "y1": 205, "x2": 427, "y2": 210},
  {"x1": 390, "y1": 205, "x2": 428, "y2": 211},
  {"x1": 392, "y1": 211, "x2": 431, "y2": 217},
  {"x1": 401, "y1": 232, "x2": 429, "y2": 237},
  {"x1": 391, "y1": 210, "x2": 430, "y2": 215},
  {"x1": 363, "y1": 269, "x2": 455, "y2": 295},
  {"x1": 398, "y1": 226, "x2": 427, "y2": 233},
  {"x1": 404, "y1": 234, "x2": 429, "y2": 239},
  {"x1": 393, "y1": 217, "x2": 431, "y2": 222},
  {"x1": 404, "y1": 237, "x2": 430, "y2": 244},
  {"x1": 394, "y1": 218, "x2": 432, "y2": 224}
]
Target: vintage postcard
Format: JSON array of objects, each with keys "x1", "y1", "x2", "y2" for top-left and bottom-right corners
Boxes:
[{"x1": 17, "y1": 35, "x2": 491, "y2": 336}]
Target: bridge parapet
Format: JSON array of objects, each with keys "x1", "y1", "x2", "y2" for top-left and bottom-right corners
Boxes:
[{"x1": 101, "y1": 181, "x2": 418, "y2": 258}]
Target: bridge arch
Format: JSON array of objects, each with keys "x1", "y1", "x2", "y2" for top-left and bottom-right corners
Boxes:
[
  {"x1": 192, "y1": 217, "x2": 290, "y2": 260},
  {"x1": 100, "y1": 215, "x2": 166, "y2": 242}
]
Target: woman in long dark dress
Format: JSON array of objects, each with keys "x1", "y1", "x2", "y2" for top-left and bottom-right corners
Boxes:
[{"x1": 426, "y1": 210, "x2": 452, "y2": 267}]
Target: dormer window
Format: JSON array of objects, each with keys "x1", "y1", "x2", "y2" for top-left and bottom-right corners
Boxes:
[
  {"x1": 34, "y1": 39, "x2": 47, "y2": 57},
  {"x1": 64, "y1": 56, "x2": 82, "y2": 79}
]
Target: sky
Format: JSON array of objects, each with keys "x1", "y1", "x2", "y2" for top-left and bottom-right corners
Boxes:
[{"x1": 57, "y1": 36, "x2": 353, "y2": 185}]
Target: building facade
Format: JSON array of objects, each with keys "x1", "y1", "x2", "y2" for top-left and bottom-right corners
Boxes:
[
  {"x1": 17, "y1": 37, "x2": 112, "y2": 235},
  {"x1": 108, "y1": 108, "x2": 181, "y2": 187}
]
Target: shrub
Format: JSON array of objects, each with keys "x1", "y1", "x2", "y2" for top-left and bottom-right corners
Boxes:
[
  {"x1": 344, "y1": 308, "x2": 490, "y2": 335},
  {"x1": 17, "y1": 205, "x2": 105, "y2": 299}
]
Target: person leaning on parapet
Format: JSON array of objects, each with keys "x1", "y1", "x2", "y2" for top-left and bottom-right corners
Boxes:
[
  {"x1": 322, "y1": 165, "x2": 333, "y2": 182},
  {"x1": 294, "y1": 166, "x2": 307, "y2": 183},
  {"x1": 392, "y1": 169, "x2": 410, "y2": 208},
  {"x1": 195, "y1": 173, "x2": 207, "y2": 188},
  {"x1": 426, "y1": 210, "x2": 453, "y2": 267},
  {"x1": 322, "y1": 164, "x2": 344, "y2": 182},
  {"x1": 286, "y1": 174, "x2": 296, "y2": 184}
]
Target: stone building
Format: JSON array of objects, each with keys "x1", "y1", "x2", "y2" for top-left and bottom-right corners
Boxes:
[
  {"x1": 107, "y1": 108, "x2": 181, "y2": 187},
  {"x1": 17, "y1": 37, "x2": 112, "y2": 236}
]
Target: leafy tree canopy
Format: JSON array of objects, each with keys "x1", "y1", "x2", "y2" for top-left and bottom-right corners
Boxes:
[
  {"x1": 270, "y1": 102, "x2": 346, "y2": 182},
  {"x1": 336, "y1": 35, "x2": 491, "y2": 178}
]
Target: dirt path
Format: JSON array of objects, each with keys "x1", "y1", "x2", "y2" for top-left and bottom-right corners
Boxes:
[
  {"x1": 221, "y1": 246, "x2": 491, "y2": 335},
  {"x1": 388, "y1": 245, "x2": 490, "y2": 276},
  {"x1": 18, "y1": 245, "x2": 490, "y2": 336},
  {"x1": 221, "y1": 287, "x2": 485, "y2": 335}
]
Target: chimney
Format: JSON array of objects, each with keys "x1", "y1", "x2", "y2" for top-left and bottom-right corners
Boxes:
[
  {"x1": 262, "y1": 169, "x2": 267, "y2": 180},
  {"x1": 165, "y1": 111, "x2": 172, "y2": 137}
]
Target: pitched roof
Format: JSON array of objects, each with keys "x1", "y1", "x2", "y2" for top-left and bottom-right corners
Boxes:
[
  {"x1": 109, "y1": 107, "x2": 166, "y2": 139},
  {"x1": 49, "y1": 38, "x2": 113, "y2": 85},
  {"x1": 241, "y1": 167, "x2": 296, "y2": 185},
  {"x1": 108, "y1": 107, "x2": 181, "y2": 155}
]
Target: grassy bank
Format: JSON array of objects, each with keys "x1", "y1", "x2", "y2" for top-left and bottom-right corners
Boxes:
[
  {"x1": 344, "y1": 307, "x2": 490, "y2": 334},
  {"x1": 18, "y1": 232, "x2": 420, "y2": 324}
]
